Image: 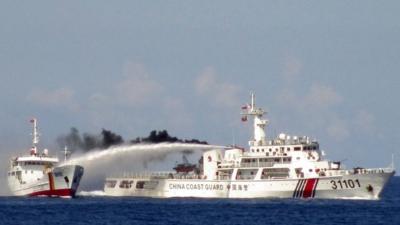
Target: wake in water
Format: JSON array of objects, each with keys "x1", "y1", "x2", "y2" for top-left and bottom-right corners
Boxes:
[
  {"x1": 78, "y1": 190, "x2": 107, "y2": 197},
  {"x1": 62, "y1": 143, "x2": 226, "y2": 166}
]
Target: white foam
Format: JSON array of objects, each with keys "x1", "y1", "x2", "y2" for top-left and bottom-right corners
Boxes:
[
  {"x1": 333, "y1": 196, "x2": 378, "y2": 200},
  {"x1": 77, "y1": 190, "x2": 106, "y2": 196}
]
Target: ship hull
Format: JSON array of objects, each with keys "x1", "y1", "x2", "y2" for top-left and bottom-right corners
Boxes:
[
  {"x1": 8, "y1": 165, "x2": 84, "y2": 198},
  {"x1": 104, "y1": 171, "x2": 394, "y2": 199}
]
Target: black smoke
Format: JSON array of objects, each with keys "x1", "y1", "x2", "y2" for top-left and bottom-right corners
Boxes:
[
  {"x1": 130, "y1": 130, "x2": 208, "y2": 145},
  {"x1": 57, "y1": 128, "x2": 123, "y2": 153},
  {"x1": 57, "y1": 128, "x2": 208, "y2": 154},
  {"x1": 101, "y1": 129, "x2": 124, "y2": 148}
]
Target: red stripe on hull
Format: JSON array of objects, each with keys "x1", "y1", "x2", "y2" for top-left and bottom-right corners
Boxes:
[
  {"x1": 303, "y1": 178, "x2": 317, "y2": 198},
  {"x1": 28, "y1": 188, "x2": 76, "y2": 197}
]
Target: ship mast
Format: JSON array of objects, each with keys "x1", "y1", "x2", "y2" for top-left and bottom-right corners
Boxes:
[
  {"x1": 30, "y1": 118, "x2": 39, "y2": 155},
  {"x1": 63, "y1": 146, "x2": 71, "y2": 163},
  {"x1": 241, "y1": 93, "x2": 269, "y2": 147}
]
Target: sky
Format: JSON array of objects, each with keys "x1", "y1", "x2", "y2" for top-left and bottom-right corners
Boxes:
[{"x1": 1, "y1": 0, "x2": 400, "y2": 186}]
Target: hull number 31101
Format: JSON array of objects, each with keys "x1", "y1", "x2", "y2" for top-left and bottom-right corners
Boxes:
[{"x1": 330, "y1": 179, "x2": 361, "y2": 189}]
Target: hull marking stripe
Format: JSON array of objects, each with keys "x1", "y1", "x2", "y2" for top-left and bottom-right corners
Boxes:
[
  {"x1": 293, "y1": 178, "x2": 320, "y2": 198},
  {"x1": 294, "y1": 179, "x2": 306, "y2": 198},
  {"x1": 312, "y1": 178, "x2": 319, "y2": 198},
  {"x1": 293, "y1": 179, "x2": 302, "y2": 198},
  {"x1": 298, "y1": 179, "x2": 306, "y2": 198},
  {"x1": 296, "y1": 179, "x2": 304, "y2": 198},
  {"x1": 303, "y1": 178, "x2": 317, "y2": 198}
]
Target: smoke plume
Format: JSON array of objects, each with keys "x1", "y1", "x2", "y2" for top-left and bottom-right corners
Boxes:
[
  {"x1": 56, "y1": 128, "x2": 123, "y2": 153},
  {"x1": 130, "y1": 130, "x2": 208, "y2": 145},
  {"x1": 57, "y1": 128, "x2": 207, "y2": 154}
]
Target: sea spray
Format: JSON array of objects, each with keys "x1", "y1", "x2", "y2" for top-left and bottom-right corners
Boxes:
[
  {"x1": 62, "y1": 143, "x2": 226, "y2": 191},
  {"x1": 77, "y1": 190, "x2": 107, "y2": 197},
  {"x1": 63, "y1": 143, "x2": 226, "y2": 166}
]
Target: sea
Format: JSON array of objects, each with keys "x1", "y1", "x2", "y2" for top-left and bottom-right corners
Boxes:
[{"x1": 0, "y1": 177, "x2": 399, "y2": 225}]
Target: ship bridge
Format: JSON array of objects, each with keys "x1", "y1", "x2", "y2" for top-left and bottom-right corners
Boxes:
[{"x1": 13, "y1": 156, "x2": 59, "y2": 166}]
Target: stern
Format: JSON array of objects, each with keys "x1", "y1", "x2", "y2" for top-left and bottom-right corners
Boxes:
[{"x1": 29, "y1": 164, "x2": 84, "y2": 198}]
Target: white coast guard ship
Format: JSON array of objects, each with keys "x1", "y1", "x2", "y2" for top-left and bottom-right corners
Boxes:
[
  {"x1": 7, "y1": 118, "x2": 84, "y2": 197},
  {"x1": 104, "y1": 94, "x2": 394, "y2": 199}
]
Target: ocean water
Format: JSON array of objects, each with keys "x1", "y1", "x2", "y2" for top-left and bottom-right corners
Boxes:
[{"x1": 1, "y1": 177, "x2": 399, "y2": 225}]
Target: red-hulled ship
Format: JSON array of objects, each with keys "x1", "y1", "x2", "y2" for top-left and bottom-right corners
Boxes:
[{"x1": 7, "y1": 118, "x2": 84, "y2": 197}]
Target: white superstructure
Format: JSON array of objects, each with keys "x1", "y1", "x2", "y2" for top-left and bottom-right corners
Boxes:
[
  {"x1": 104, "y1": 94, "x2": 394, "y2": 199},
  {"x1": 7, "y1": 118, "x2": 84, "y2": 197}
]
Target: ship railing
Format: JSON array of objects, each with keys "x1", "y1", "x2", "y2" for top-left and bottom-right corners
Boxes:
[
  {"x1": 117, "y1": 172, "x2": 172, "y2": 179},
  {"x1": 115, "y1": 171, "x2": 204, "y2": 180},
  {"x1": 217, "y1": 175, "x2": 231, "y2": 180},
  {"x1": 219, "y1": 164, "x2": 238, "y2": 169},
  {"x1": 239, "y1": 162, "x2": 275, "y2": 168},
  {"x1": 352, "y1": 167, "x2": 394, "y2": 174},
  {"x1": 219, "y1": 162, "x2": 278, "y2": 168},
  {"x1": 172, "y1": 174, "x2": 204, "y2": 180},
  {"x1": 325, "y1": 170, "x2": 350, "y2": 176},
  {"x1": 326, "y1": 167, "x2": 394, "y2": 177},
  {"x1": 235, "y1": 175, "x2": 256, "y2": 180}
]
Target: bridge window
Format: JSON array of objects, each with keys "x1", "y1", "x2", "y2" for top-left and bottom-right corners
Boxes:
[
  {"x1": 283, "y1": 157, "x2": 291, "y2": 162},
  {"x1": 261, "y1": 168, "x2": 290, "y2": 179},
  {"x1": 120, "y1": 180, "x2": 133, "y2": 189},
  {"x1": 236, "y1": 169, "x2": 257, "y2": 180},
  {"x1": 135, "y1": 181, "x2": 159, "y2": 189},
  {"x1": 106, "y1": 180, "x2": 117, "y2": 188}
]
